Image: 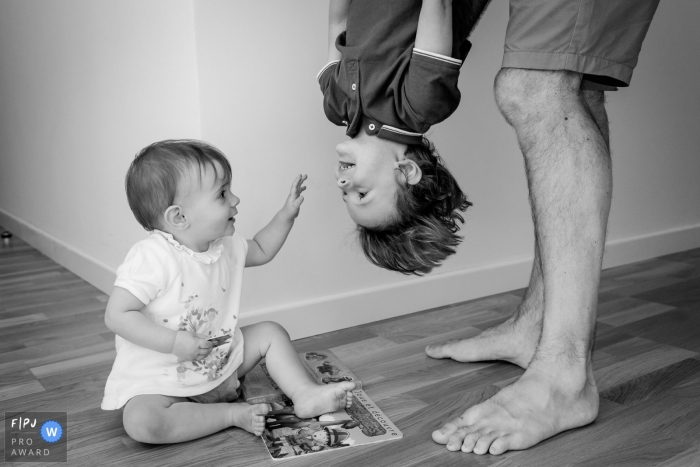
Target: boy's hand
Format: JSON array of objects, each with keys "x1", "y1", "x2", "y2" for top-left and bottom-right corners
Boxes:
[
  {"x1": 172, "y1": 330, "x2": 213, "y2": 362},
  {"x1": 281, "y1": 174, "x2": 308, "y2": 220}
]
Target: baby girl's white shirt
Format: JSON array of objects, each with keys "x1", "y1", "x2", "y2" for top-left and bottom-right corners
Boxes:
[{"x1": 101, "y1": 230, "x2": 247, "y2": 410}]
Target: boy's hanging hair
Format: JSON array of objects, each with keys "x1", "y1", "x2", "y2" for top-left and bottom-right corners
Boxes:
[{"x1": 357, "y1": 139, "x2": 471, "y2": 275}]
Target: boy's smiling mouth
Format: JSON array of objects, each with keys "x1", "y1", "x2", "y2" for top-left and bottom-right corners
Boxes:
[{"x1": 339, "y1": 161, "x2": 355, "y2": 170}]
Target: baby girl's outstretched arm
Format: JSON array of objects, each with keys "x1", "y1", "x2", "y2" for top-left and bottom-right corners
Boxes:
[
  {"x1": 105, "y1": 287, "x2": 213, "y2": 360},
  {"x1": 245, "y1": 174, "x2": 307, "y2": 267},
  {"x1": 415, "y1": 0, "x2": 454, "y2": 56}
]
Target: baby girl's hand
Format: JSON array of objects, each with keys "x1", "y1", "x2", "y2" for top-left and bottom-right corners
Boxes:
[
  {"x1": 172, "y1": 330, "x2": 213, "y2": 362},
  {"x1": 281, "y1": 174, "x2": 307, "y2": 220}
]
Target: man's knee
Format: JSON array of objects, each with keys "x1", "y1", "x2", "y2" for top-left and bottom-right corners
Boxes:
[
  {"x1": 582, "y1": 90, "x2": 605, "y2": 109},
  {"x1": 582, "y1": 90, "x2": 609, "y2": 147},
  {"x1": 494, "y1": 68, "x2": 582, "y2": 126}
]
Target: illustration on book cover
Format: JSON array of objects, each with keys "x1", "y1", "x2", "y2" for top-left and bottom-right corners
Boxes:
[{"x1": 241, "y1": 350, "x2": 403, "y2": 459}]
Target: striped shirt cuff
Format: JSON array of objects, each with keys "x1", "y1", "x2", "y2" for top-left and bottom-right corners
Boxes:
[
  {"x1": 316, "y1": 60, "x2": 340, "y2": 82},
  {"x1": 380, "y1": 125, "x2": 422, "y2": 137},
  {"x1": 412, "y1": 48, "x2": 462, "y2": 66}
]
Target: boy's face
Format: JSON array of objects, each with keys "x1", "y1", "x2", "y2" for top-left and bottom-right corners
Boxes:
[
  {"x1": 176, "y1": 161, "x2": 239, "y2": 250},
  {"x1": 335, "y1": 130, "x2": 408, "y2": 228}
]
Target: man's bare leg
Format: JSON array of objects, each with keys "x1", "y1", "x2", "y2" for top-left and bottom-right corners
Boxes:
[
  {"x1": 582, "y1": 88, "x2": 610, "y2": 150},
  {"x1": 426, "y1": 243, "x2": 543, "y2": 368},
  {"x1": 433, "y1": 68, "x2": 610, "y2": 455},
  {"x1": 425, "y1": 88, "x2": 609, "y2": 371}
]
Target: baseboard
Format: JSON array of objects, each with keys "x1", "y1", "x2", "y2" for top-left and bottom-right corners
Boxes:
[
  {"x1": 602, "y1": 225, "x2": 700, "y2": 269},
  {"x1": 242, "y1": 258, "x2": 534, "y2": 340},
  {"x1": 0, "y1": 208, "x2": 116, "y2": 294},
  {"x1": 2, "y1": 208, "x2": 699, "y2": 340}
]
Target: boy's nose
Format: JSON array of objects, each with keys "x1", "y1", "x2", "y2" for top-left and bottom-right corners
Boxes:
[
  {"x1": 231, "y1": 194, "x2": 240, "y2": 207},
  {"x1": 337, "y1": 178, "x2": 349, "y2": 188}
]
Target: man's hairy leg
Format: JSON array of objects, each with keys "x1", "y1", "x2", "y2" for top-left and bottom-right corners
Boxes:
[
  {"x1": 434, "y1": 69, "x2": 610, "y2": 455},
  {"x1": 425, "y1": 90, "x2": 609, "y2": 379},
  {"x1": 583, "y1": 89, "x2": 610, "y2": 150},
  {"x1": 425, "y1": 84, "x2": 615, "y2": 373},
  {"x1": 426, "y1": 243, "x2": 543, "y2": 368}
]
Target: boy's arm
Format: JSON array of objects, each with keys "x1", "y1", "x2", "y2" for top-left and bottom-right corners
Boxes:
[
  {"x1": 246, "y1": 175, "x2": 307, "y2": 267},
  {"x1": 104, "y1": 286, "x2": 212, "y2": 360},
  {"x1": 414, "y1": 0, "x2": 453, "y2": 57},
  {"x1": 327, "y1": 0, "x2": 350, "y2": 62}
]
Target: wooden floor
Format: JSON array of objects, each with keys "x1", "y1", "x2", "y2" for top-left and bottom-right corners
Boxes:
[{"x1": 1, "y1": 229, "x2": 699, "y2": 467}]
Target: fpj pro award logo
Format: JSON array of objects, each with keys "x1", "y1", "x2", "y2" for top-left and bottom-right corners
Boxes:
[{"x1": 5, "y1": 412, "x2": 67, "y2": 463}]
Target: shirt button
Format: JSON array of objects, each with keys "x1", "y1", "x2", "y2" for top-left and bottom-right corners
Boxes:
[
  {"x1": 351, "y1": 83, "x2": 356, "y2": 91},
  {"x1": 368, "y1": 123, "x2": 376, "y2": 131}
]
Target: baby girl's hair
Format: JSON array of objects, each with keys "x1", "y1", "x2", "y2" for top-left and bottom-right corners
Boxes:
[
  {"x1": 357, "y1": 138, "x2": 471, "y2": 275},
  {"x1": 126, "y1": 139, "x2": 232, "y2": 231}
]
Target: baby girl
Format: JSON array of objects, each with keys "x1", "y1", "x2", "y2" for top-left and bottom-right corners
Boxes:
[{"x1": 101, "y1": 139, "x2": 355, "y2": 443}]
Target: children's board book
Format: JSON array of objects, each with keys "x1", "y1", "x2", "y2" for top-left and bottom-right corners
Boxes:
[{"x1": 241, "y1": 349, "x2": 403, "y2": 460}]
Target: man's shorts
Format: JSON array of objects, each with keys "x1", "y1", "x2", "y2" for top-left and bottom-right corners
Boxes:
[{"x1": 502, "y1": 0, "x2": 660, "y2": 91}]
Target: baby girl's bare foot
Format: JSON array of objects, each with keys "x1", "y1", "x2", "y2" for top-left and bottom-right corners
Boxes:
[
  {"x1": 425, "y1": 308, "x2": 541, "y2": 369},
  {"x1": 228, "y1": 403, "x2": 269, "y2": 436},
  {"x1": 291, "y1": 381, "x2": 355, "y2": 419}
]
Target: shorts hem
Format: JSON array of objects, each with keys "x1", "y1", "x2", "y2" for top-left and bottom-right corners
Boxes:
[{"x1": 502, "y1": 50, "x2": 633, "y2": 87}]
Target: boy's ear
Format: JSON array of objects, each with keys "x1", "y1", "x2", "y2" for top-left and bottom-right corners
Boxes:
[
  {"x1": 163, "y1": 205, "x2": 188, "y2": 231},
  {"x1": 397, "y1": 159, "x2": 422, "y2": 186}
]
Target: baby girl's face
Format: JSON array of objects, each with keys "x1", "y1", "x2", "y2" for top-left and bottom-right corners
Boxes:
[
  {"x1": 176, "y1": 161, "x2": 239, "y2": 251},
  {"x1": 335, "y1": 130, "x2": 407, "y2": 229}
]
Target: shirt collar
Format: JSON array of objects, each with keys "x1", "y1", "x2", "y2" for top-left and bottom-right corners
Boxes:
[
  {"x1": 347, "y1": 116, "x2": 423, "y2": 146},
  {"x1": 153, "y1": 229, "x2": 224, "y2": 264}
]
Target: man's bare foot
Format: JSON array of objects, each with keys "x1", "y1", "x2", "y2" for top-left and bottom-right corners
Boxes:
[
  {"x1": 228, "y1": 403, "x2": 270, "y2": 436},
  {"x1": 425, "y1": 310, "x2": 541, "y2": 368},
  {"x1": 290, "y1": 381, "x2": 356, "y2": 419},
  {"x1": 432, "y1": 364, "x2": 599, "y2": 455}
]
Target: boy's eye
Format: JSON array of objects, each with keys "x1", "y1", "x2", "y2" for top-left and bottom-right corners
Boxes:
[
  {"x1": 220, "y1": 190, "x2": 226, "y2": 198},
  {"x1": 358, "y1": 192, "x2": 366, "y2": 199}
]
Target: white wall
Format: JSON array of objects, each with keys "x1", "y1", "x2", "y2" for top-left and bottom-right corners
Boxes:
[
  {"x1": 0, "y1": 0, "x2": 201, "y2": 286},
  {"x1": 1, "y1": 0, "x2": 699, "y2": 339}
]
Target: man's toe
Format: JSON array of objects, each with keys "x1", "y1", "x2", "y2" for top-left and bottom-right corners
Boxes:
[
  {"x1": 425, "y1": 343, "x2": 447, "y2": 359},
  {"x1": 446, "y1": 428, "x2": 469, "y2": 451},
  {"x1": 473, "y1": 431, "x2": 499, "y2": 455},
  {"x1": 432, "y1": 421, "x2": 459, "y2": 444},
  {"x1": 489, "y1": 435, "x2": 511, "y2": 455},
  {"x1": 460, "y1": 429, "x2": 482, "y2": 453}
]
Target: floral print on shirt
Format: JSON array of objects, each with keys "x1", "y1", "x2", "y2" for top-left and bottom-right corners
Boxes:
[{"x1": 175, "y1": 294, "x2": 234, "y2": 382}]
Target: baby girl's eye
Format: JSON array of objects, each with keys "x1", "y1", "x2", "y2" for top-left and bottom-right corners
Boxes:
[
  {"x1": 358, "y1": 192, "x2": 366, "y2": 199},
  {"x1": 220, "y1": 190, "x2": 226, "y2": 198}
]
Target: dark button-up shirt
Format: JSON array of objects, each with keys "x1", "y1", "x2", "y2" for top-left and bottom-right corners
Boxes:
[{"x1": 318, "y1": 0, "x2": 471, "y2": 145}]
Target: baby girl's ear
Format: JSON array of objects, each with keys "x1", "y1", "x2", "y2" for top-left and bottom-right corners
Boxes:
[
  {"x1": 163, "y1": 205, "x2": 188, "y2": 231},
  {"x1": 397, "y1": 159, "x2": 423, "y2": 186}
]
